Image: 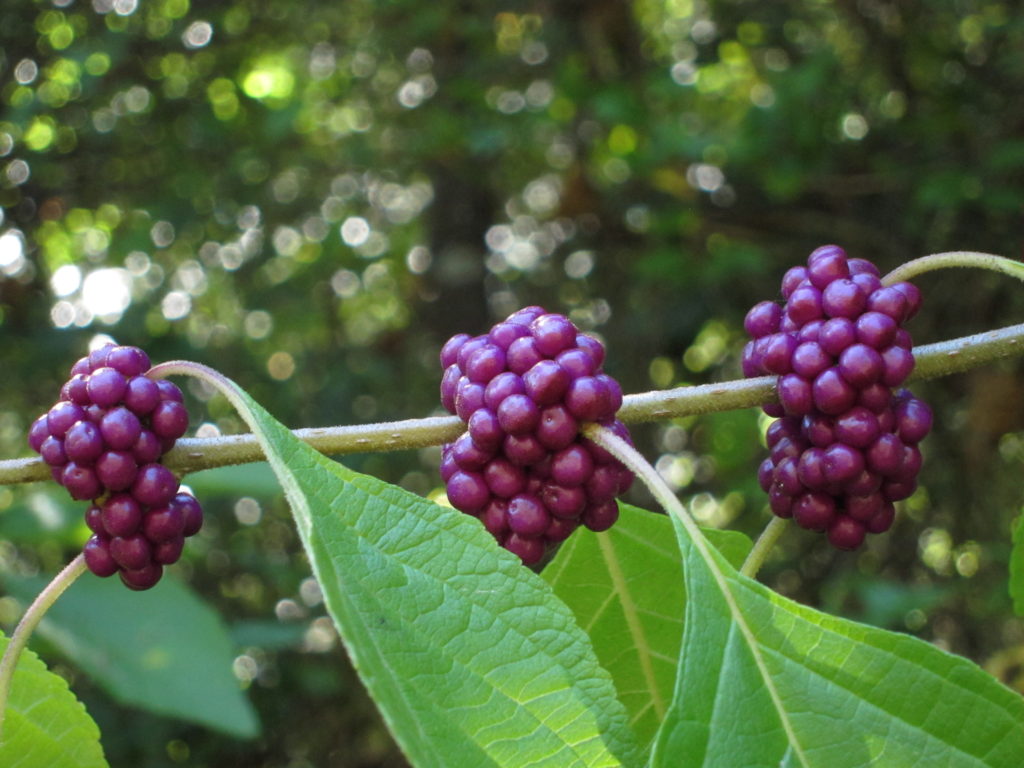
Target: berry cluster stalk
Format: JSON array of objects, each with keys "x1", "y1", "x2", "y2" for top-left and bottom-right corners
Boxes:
[{"x1": 0, "y1": 554, "x2": 87, "y2": 742}]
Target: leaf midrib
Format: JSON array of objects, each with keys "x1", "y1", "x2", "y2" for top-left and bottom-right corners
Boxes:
[
  {"x1": 596, "y1": 533, "x2": 667, "y2": 723},
  {"x1": 677, "y1": 523, "x2": 811, "y2": 767}
]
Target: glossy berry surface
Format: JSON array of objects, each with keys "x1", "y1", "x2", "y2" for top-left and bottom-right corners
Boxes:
[
  {"x1": 27, "y1": 343, "x2": 205, "y2": 589},
  {"x1": 743, "y1": 246, "x2": 932, "y2": 549},
  {"x1": 439, "y1": 308, "x2": 633, "y2": 565}
]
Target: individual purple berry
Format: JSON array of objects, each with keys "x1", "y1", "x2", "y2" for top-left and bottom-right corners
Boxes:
[
  {"x1": 446, "y1": 470, "x2": 490, "y2": 513},
  {"x1": 582, "y1": 499, "x2": 619, "y2": 532},
  {"x1": 64, "y1": 420, "x2": 104, "y2": 463},
  {"x1": 96, "y1": 450, "x2": 138, "y2": 491},
  {"x1": 150, "y1": 400, "x2": 189, "y2": 442},
  {"x1": 894, "y1": 392, "x2": 933, "y2": 444},
  {"x1": 86, "y1": 367, "x2": 128, "y2": 408},
  {"x1": 155, "y1": 379, "x2": 184, "y2": 403},
  {"x1": 787, "y1": 285, "x2": 824, "y2": 324},
  {"x1": 467, "y1": 408, "x2": 504, "y2": 450},
  {"x1": 855, "y1": 311, "x2": 898, "y2": 349},
  {"x1": 488, "y1": 322, "x2": 531, "y2": 350},
  {"x1": 564, "y1": 376, "x2": 612, "y2": 421},
  {"x1": 465, "y1": 344, "x2": 507, "y2": 383},
  {"x1": 555, "y1": 348, "x2": 596, "y2": 379},
  {"x1": 440, "y1": 333, "x2": 472, "y2": 368},
  {"x1": 818, "y1": 317, "x2": 857, "y2": 357},
  {"x1": 541, "y1": 483, "x2": 587, "y2": 519},
  {"x1": 484, "y1": 458, "x2": 527, "y2": 498},
  {"x1": 535, "y1": 405, "x2": 579, "y2": 451},
  {"x1": 523, "y1": 360, "x2": 572, "y2": 406},
  {"x1": 821, "y1": 279, "x2": 867, "y2": 319},
  {"x1": 28, "y1": 416, "x2": 51, "y2": 453},
  {"x1": 867, "y1": 287, "x2": 909, "y2": 321},
  {"x1": 781, "y1": 266, "x2": 808, "y2": 298},
  {"x1": 502, "y1": 433, "x2": 548, "y2": 466},
  {"x1": 812, "y1": 369, "x2": 857, "y2": 415},
  {"x1": 761, "y1": 334, "x2": 798, "y2": 375},
  {"x1": 132, "y1": 463, "x2": 179, "y2": 507},
  {"x1": 174, "y1": 492, "x2": 204, "y2": 536},
  {"x1": 132, "y1": 430, "x2": 163, "y2": 464},
  {"x1": 455, "y1": 380, "x2": 486, "y2": 422},
  {"x1": 506, "y1": 336, "x2": 543, "y2": 375},
  {"x1": 83, "y1": 535, "x2": 119, "y2": 577},
  {"x1": 440, "y1": 365, "x2": 461, "y2": 413},
  {"x1": 833, "y1": 406, "x2": 880, "y2": 448},
  {"x1": 793, "y1": 492, "x2": 836, "y2": 531},
  {"x1": 100, "y1": 407, "x2": 143, "y2": 451},
  {"x1": 153, "y1": 536, "x2": 185, "y2": 565},
  {"x1": 496, "y1": 394, "x2": 541, "y2": 435},
  {"x1": 47, "y1": 401, "x2": 85, "y2": 439},
  {"x1": 837, "y1": 344, "x2": 884, "y2": 388},
  {"x1": 880, "y1": 345, "x2": 915, "y2": 387},
  {"x1": 530, "y1": 314, "x2": 577, "y2": 357},
  {"x1": 142, "y1": 501, "x2": 186, "y2": 542},
  {"x1": 504, "y1": 534, "x2": 545, "y2": 565},
  {"x1": 550, "y1": 444, "x2": 595, "y2": 487},
  {"x1": 101, "y1": 493, "x2": 143, "y2": 537},
  {"x1": 109, "y1": 534, "x2": 153, "y2": 571},
  {"x1": 806, "y1": 246, "x2": 850, "y2": 287},
  {"x1": 85, "y1": 504, "x2": 105, "y2": 534},
  {"x1": 62, "y1": 463, "x2": 102, "y2": 500},
  {"x1": 507, "y1": 494, "x2": 550, "y2": 537},
  {"x1": 119, "y1": 563, "x2": 163, "y2": 591},
  {"x1": 744, "y1": 301, "x2": 783, "y2": 338},
  {"x1": 777, "y1": 373, "x2": 813, "y2": 415},
  {"x1": 828, "y1": 516, "x2": 866, "y2": 550},
  {"x1": 483, "y1": 372, "x2": 525, "y2": 410},
  {"x1": 106, "y1": 345, "x2": 151, "y2": 377}
]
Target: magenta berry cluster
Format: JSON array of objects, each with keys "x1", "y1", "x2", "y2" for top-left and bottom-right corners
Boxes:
[
  {"x1": 27, "y1": 343, "x2": 203, "y2": 590},
  {"x1": 439, "y1": 306, "x2": 634, "y2": 565},
  {"x1": 742, "y1": 245, "x2": 933, "y2": 550}
]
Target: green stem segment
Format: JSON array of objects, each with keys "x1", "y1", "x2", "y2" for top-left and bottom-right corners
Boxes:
[
  {"x1": 0, "y1": 554, "x2": 87, "y2": 743},
  {"x1": 882, "y1": 250, "x2": 1024, "y2": 286},
  {"x1": 739, "y1": 516, "x2": 790, "y2": 579},
  {"x1": 581, "y1": 423, "x2": 705, "y2": 551},
  {"x1": 1, "y1": 318, "x2": 1023, "y2": 489}
]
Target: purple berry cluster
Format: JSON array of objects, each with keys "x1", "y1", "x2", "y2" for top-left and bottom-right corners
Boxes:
[
  {"x1": 439, "y1": 307, "x2": 634, "y2": 565},
  {"x1": 742, "y1": 245, "x2": 933, "y2": 550},
  {"x1": 27, "y1": 344, "x2": 203, "y2": 590}
]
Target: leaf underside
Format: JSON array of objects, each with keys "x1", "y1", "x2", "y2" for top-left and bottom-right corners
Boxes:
[
  {"x1": 0, "y1": 631, "x2": 107, "y2": 768},
  {"x1": 652, "y1": 514, "x2": 1024, "y2": 768},
  {"x1": 219, "y1": 378, "x2": 640, "y2": 768},
  {"x1": 2, "y1": 573, "x2": 259, "y2": 739},
  {"x1": 543, "y1": 503, "x2": 751, "y2": 751}
]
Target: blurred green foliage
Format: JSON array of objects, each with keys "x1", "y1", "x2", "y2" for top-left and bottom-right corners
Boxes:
[{"x1": 2, "y1": 0, "x2": 1024, "y2": 765}]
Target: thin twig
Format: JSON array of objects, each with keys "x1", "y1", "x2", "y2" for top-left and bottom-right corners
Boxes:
[
  {"x1": 1, "y1": 321, "x2": 1023, "y2": 486},
  {"x1": 0, "y1": 554, "x2": 87, "y2": 743}
]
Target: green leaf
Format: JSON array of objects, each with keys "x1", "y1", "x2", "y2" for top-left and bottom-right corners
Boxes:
[
  {"x1": 206, "y1": 370, "x2": 640, "y2": 768},
  {"x1": 543, "y1": 504, "x2": 751, "y2": 750},
  {"x1": 185, "y1": 462, "x2": 284, "y2": 498},
  {"x1": 652, "y1": 515, "x2": 1024, "y2": 767},
  {"x1": 1011, "y1": 512, "x2": 1024, "y2": 616},
  {"x1": 2, "y1": 574, "x2": 258, "y2": 739},
  {"x1": 0, "y1": 630, "x2": 107, "y2": 768}
]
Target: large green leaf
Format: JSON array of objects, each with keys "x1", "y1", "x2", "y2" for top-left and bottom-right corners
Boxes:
[
  {"x1": 0, "y1": 631, "x2": 107, "y2": 768},
  {"x1": 202, "y1": 368, "x2": 640, "y2": 768},
  {"x1": 2, "y1": 574, "x2": 259, "y2": 739},
  {"x1": 652, "y1": 513, "x2": 1024, "y2": 767},
  {"x1": 543, "y1": 504, "x2": 750, "y2": 750}
]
